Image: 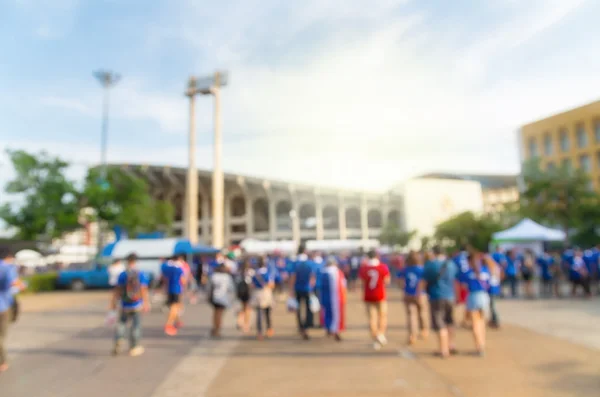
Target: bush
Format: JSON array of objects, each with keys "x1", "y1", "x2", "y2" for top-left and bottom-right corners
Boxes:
[{"x1": 24, "y1": 272, "x2": 58, "y2": 293}]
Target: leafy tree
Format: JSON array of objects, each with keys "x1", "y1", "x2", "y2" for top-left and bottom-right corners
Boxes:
[
  {"x1": 82, "y1": 166, "x2": 174, "y2": 235},
  {"x1": 378, "y1": 222, "x2": 416, "y2": 248},
  {"x1": 0, "y1": 150, "x2": 80, "y2": 240},
  {"x1": 519, "y1": 158, "x2": 599, "y2": 241},
  {"x1": 434, "y1": 211, "x2": 503, "y2": 252},
  {"x1": 420, "y1": 235, "x2": 432, "y2": 250}
]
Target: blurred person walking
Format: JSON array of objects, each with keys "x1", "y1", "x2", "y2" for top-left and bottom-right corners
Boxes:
[
  {"x1": 161, "y1": 256, "x2": 186, "y2": 336},
  {"x1": 110, "y1": 253, "x2": 150, "y2": 357},
  {"x1": 0, "y1": 249, "x2": 25, "y2": 373},
  {"x1": 209, "y1": 264, "x2": 235, "y2": 338},
  {"x1": 252, "y1": 257, "x2": 275, "y2": 340},
  {"x1": 521, "y1": 249, "x2": 536, "y2": 299},
  {"x1": 463, "y1": 253, "x2": 493, "y2": 356},
  {"x1": 289, "y1": 245, "x2": 316, "y2": 339},
  {"x1": 398, "y1": 251, "x2": 427, "y2": 345},
  {"x1": 424, "y1": 246, "x2": 459, "y2": 359},
  {"x1": 235, "y1": 258, "x2": 254, "y2": 333},
  {"x1": 359, "y1": 250, "x2": 391, "y2": 350},
  {"x1": 320, "y1": 256, "x2": 346, "y2": 341},
  {"x1": 504, "y1": 250, "x2": 520, "y2": 298}
]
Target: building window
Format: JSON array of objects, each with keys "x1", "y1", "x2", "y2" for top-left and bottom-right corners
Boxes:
[
  {"x1": 576, "y1": 125, "x2": 588, "y2": 148},
  {"x1": 546, "y1": 161, "x2": 555, "y2": 171},
  {"x1": 562, "y1": 158, "x2": 572, "y2": 171},
  {"x1": 580, "y1": 154, "x2": 591, "y2": 172},
  {"x1": 528, "y1": 137, "x2": 538, "y2": 157},
  {"x1": 560, "y1": 129, "x2": 570, "y2": 152},
  {"x1": 595, "y1": 121, "x2": 600, "y2": 142},
  {"x1": 544, "y1": 133, "x2": 553, "y2": 155}
]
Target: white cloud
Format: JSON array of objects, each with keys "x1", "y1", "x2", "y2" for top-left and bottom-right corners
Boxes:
[
  {"x1": 7, "y1": 0, "x2": 600, "y2": 194},
  {"x1": 39, "y1": 96, "x2": 94, "y2": 116},
  {"x1": 10, "y1": 0, "x2": 80, "y2": 39}
]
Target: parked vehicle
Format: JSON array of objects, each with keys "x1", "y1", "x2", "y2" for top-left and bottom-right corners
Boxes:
[{"x1": 56, "y1": 262, "x2": 155, "y2": 291}]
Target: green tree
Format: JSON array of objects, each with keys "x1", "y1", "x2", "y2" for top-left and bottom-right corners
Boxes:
[
  {"x1": 82, "y1": 166, "x2": 174, "y2": 235},
  {"x1": 420, "y1": 235, "x2": 432, "y2": 250},
  {"x1": 434, "y1": 211, "x2": 503, "y2": 252},
  {"x1": 519, "y1": 158, "x2": 599, "y2": 241},
  {"x1": 0, "y1": 150, "x2": 80, "y2": 240},
  {"x1": 378, "y1": 222, "x2": 416, "y2": 248}
]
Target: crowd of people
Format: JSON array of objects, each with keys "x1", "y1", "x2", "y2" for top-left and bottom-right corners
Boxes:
[
  {"x1": 1, "y1": 242, "x2": 599, "y2": 371},
  {"x1": 106, "y1": 242, "x2": 599, "y2": 359}
]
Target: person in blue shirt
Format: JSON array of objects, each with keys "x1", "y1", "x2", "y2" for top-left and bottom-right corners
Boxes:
[
  {"x1": 0, "y1": 248, "x2": 24, "y2": 373},
  {"x1": 398, "y1": 251, "x2": 426, "y2": 345},
  {"x1": 423, "y1": 246, "x2": 459, "y2": 359},
  {"x1": 288, "y1": 245, "x2": 316, "y2": 339},
  {"x1": 110, "y1": 252, "x2": 149, "y2": 357},
  {"x1": 462, "y1": 253, "x2": 492, "y2": 356},
  {"x1": 583, "y1": 248, "x2": 598, "y2": 295},
  {"x1": 537, "y1": 252, "x2": 555, "y2": 298},
  {"x1": 252, "y1": 257, "x2": 275, "y2": 340},
  {"x1": 504, "y1": 250, "x2": 520, "y2": 298},
  {"x1": 487, "y1": 251, "x2": 503, "y2": 328},
  {"x1": 161, "y1": 256, "x2": 186, "y2": 336},
  {"x1": 570, "y1": 249, "x2": 591, "y2": 298}
]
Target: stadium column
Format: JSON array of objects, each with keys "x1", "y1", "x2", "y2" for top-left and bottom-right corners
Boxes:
[
  {"x1": 201, "y1": 194, "x2": 210, "y2": 243},
  {"x1": 224, "y1": 194, "x2": 231, "y2": 247},
  {"x1": 360, "y1": 193, "x2": 369, "y2": 241},
  {"x1": 315, "y1": 189, "x2": 324, "y2": 240},
  {"x1": 382, "y1": 194, "x2": 390, "y2": 230},
  {"x1": 237, "y1": 178, "x2": 253, "y2": 238},
  {"x1": 245, "y1": 195, "x2": 254, "y2": 238},
  {"x1": 185, "y1": 77, "x2": 199, "y2": 245},
  {"x1": 338, "y1": 193, "x2": 347, "y2": 240},
  {"x1": 290, "y1": 185, "x2": 301, "y2": 244}
]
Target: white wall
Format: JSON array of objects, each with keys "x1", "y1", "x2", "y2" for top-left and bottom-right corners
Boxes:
[{"x1": 402, "y1": 178, "x2": 484, "y2": 242}]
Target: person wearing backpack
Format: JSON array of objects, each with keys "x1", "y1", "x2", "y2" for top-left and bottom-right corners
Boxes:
[
  {"x1": 235, "y1": 258, "x2": 254, "y2": 333},
  {"x1": 423, "y1": 246, "x2": 459, "y2": 359},
  {"x1": 110, "y1": 253, "x2": 149, "y2": 357}
]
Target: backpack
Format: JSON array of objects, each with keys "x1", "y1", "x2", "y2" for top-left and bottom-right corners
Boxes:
[
  {"x1": 236, "y1": 275, "x2": 250, "y2": 298},
  {"x1": 426, "y1": 260, "x2": 449, "y2": 294},
  {"x1": 122, "y1": 270, "x2": 142, "y2": 303}
]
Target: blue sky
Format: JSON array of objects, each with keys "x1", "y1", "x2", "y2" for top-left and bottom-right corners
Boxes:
[{"x1": 2, "y1": 0, "x2": 600, "y2": 201}]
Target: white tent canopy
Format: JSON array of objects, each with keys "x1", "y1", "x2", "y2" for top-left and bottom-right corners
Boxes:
[
  {"x1": 15, "y1": 249, "x2": 45, "y2": 268},
  {"x1": 492, "y1": 218, "x2": 566, "y2": 242}
]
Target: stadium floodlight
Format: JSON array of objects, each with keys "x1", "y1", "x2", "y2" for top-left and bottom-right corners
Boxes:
[
  {"x1": 93, "y1": 69, "x2": 121, "y2": 256},
  {"x1": 185, "y1": 71, "x2": 228, "y2": 248}
]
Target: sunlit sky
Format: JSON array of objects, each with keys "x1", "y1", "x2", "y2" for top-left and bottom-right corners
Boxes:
[{"x1": 2, "y1": 0, "x2": 600, "y2": 202}]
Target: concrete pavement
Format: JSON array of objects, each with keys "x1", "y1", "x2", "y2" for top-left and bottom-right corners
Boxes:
[{"x1": 1, "y1": 289, "x2": 599, "y2": 397}]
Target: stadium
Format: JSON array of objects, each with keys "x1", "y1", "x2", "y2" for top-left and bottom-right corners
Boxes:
[{"x1": 114, "y1": 164, "x2": 404, "y2": 246}]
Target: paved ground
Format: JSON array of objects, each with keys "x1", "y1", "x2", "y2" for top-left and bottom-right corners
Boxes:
[{"x1": 1, "y1": 289, "x2": 599, "y2": 397}]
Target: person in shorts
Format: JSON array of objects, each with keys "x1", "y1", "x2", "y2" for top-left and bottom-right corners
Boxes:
[
  {"x1": 359, "y1": 250, "x2": 390, "y2": 350},
  {"x1": 161, "y1": 256, "x2": 186, "y2": 336},
  {"x1": 235, "y1": 258, "x2": 254, "y2": 333},
  {"x1": 209, "y1": 264, "x2": 235, "y2": 337},
  {"x1": 424, "y1": 246, "x2": 459, "y2": 359},
  {"x1": 462, "y1": 253, "x2": 493, "y2": 357}
]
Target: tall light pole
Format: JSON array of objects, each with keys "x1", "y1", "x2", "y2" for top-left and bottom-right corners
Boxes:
[
  {"x1": 93, "y1": 70, "x2": 120, "y2": 255},
  {"x1": 185, "y1": 71, "x2": 228, "y2": 248}
]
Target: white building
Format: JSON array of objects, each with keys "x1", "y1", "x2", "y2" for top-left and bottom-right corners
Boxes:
[{"x1": 393, "y1": 177, "x2": 485, "y2": 241}]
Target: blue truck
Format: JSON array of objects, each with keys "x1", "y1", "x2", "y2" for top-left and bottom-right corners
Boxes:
[{"x1": 56, "y1": 262, "x2": 154, "y2": 291}]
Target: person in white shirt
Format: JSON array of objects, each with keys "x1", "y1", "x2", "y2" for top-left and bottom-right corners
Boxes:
[
  {"x1": 209, "y1": 264, "x2": 235, "y2": 338},
  {"x1": 108, "y1": 259, "x2": 125, "y2": 287}
]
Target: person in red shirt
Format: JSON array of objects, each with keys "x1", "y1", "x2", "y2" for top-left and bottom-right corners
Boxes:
[{"x1": 359, "y1": 250, "x2": 391, "y2": 350}]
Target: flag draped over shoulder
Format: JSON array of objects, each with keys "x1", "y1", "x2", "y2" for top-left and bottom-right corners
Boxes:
[{"x1": 319, "y1": 266, "x2": 346, "y2": 333}]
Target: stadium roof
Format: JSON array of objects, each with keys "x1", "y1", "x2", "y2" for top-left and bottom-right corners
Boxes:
[{"x1": 415, "y1": 173, "x2": 518, "y2": 189}]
